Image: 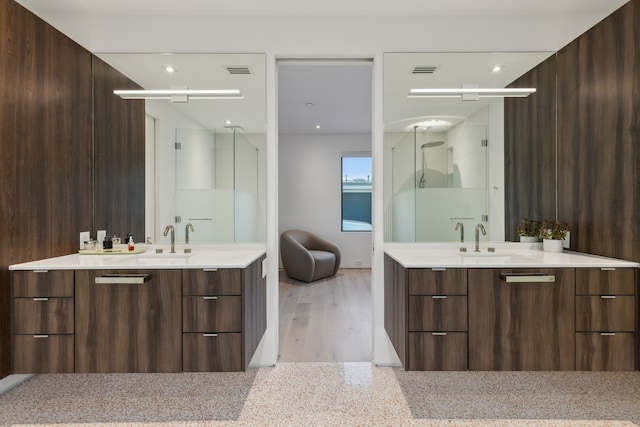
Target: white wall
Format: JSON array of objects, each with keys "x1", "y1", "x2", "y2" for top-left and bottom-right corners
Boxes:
[{"x1": 279, "y1": 133, "x2": 372, "y2": 268}]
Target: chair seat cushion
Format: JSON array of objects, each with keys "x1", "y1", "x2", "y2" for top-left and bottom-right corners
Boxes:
[{"x1": 309, "y1": 250, "x2": 336, "y2": 281}]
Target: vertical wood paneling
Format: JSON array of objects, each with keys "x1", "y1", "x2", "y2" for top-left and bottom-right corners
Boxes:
[
  {"x1": 0, "y1": 0, "x2": 93, "y2": 377},
  {"x1": 504, "y1": 55, "x2": 557, "y2": 241},
  {"x1": 557, "y1": 0, "x2": 640, "y2": 262},
  {"x1": 92, "y1": 57, "x2": 145, "y2": 242}
]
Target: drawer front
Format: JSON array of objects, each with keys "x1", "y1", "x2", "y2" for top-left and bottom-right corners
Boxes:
[
  {"x1": 12, "y1": 270, "x2": 74, "y2": 297},
  {"x1": 576, "y1": 332, "x2": 635, "y2": 371},
  {"x1": 13, "y1": 334, "x2": 74, "y2": 373},
  {"x1": 182, "y1": 269, "x2": 241, "y2": 295},
  {"x1": 183, "y1": 333, "x2": 242, "y2": 372},
  {"x1": 409, "y1": 269, "x2": 467, "y2": 295},
  {"x1": 575, "y1": 268, "x2": 635, "y2": 295},
  {"x1": 182, "y1": 296, "x2": 242, "y2": 332},
  {"x1": 575, "y1": 296, "x2": 635, "y2": 331},
  {"x1": 13, "y1": 298, "x2": 74, "y2": 334},
  {"x1": 408, "y1": 295, "x2": 467, "y2": 331},
  {"x1": 408, "y1": 332, "x2": 468, "y2": 371}
]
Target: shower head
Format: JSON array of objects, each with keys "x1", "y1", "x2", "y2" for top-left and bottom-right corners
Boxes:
[{"x1": 421, "y1": 141, "x2": 445, "y2": 149}]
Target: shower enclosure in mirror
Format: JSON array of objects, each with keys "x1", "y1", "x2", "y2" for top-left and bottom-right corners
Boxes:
[
  {"x1": 383, "y1": 52, "x2": 554, "y2": 242},
  {"x1": 97, "y1": 53, "x2": 266, "y2": 243}
]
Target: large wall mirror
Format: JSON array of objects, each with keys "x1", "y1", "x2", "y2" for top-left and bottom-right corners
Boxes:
[
  {"x1": 383, "y1": 52, "x2": 554, "y2": 243},
  {"x1": 97, "y1": 53, "x2": 266, "y2": 243}
]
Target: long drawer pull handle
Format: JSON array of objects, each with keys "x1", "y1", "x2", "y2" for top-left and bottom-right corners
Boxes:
[
  {"x1": 600, "y1": 333, "x2": 616, "y2": 336},
  {"x1": 600, "y1": 295, "x2": 616, "y2": 299},
  {"x1": 431, "y1": 268, "x2": 446, "y2": 271},
  {"x1": 33, "y1": 335, "x2": 49, "y2": 338},
  {"x1": 203, "y1": 333, "x2": 219, "y2": 337},
  {"x1": 33, "y1": 298, "x2": 49, "y2": 301},
  {"x1": 33, "y1": 270, "x2": 49, "y2": 273},
  {"x1": 95, "y1": 274, "x2": 150, "y2": 284},
  {"x1": 203, "y1": 268, "x2": 218, "y2": 272},
  {"x1": 500, "y1": 273, "x2": 555, "y2": 283},
  {"x1": 432, "y1": 295, "x2": 447, "y2": 299},
  {"x1": 203, "y1": 296, "x2": 218, "y2": 300},
  {"x1": 601, "y1": 267, "x2": 616, "y2": 271},
  {"x1": 431, "y1": 332, "x2": 447, "y2": 336}
]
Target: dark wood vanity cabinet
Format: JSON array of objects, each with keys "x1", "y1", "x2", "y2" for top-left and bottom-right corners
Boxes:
[
  {"x1": 182, "y1": 256, "x2": 266, "y2": 372},
  {"x1": 468, "y1": 268, "x2": 575, "y2": 371},
  {"x1": 75, "y1": 269, "x2": 182, "y2": 373},
  {"x1": 11, "y1": 270, "x2": 75, "y2": 373},
  {"x1": 575, "y1": 268, "x2": 636, "y2": 371},
  {"x1": 384, "y1": 255, "x2": 468, "y2": 371}
]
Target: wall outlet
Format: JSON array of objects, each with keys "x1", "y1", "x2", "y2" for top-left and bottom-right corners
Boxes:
[{"x1": 79, "y1": 231, "x2": 90, "y2": 250}]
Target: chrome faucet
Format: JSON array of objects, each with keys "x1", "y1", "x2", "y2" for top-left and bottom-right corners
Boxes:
[
  {"x1": 184, "y1": 223, "x2": 194, "y2": 253},
  {"x1": 163, "y1": 225, "x2": 175, "y2": 253},
  {"x1": 455, "y1": 222, "x2": 464, "y2": 242},
  {"x1": 475, "y1": 224, "x2": 486, "y2": 252}
]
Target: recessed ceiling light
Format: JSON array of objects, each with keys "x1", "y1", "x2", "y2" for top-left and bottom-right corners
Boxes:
[
  {"x1": 225, "y1": 120, "x2": 232, "y2": 125},
  {"x1": 305, "y1": 102, "x2": 315, "y2": 108},
  {"x1": 164, "y1": 66, "x2": 176, "y2": 73},
  {"x1": 491, "y1": 65, "x2": 504, "y2": 73},
  {"x1": 315, "y1": 125, "x2": 321, "y2": 129}
]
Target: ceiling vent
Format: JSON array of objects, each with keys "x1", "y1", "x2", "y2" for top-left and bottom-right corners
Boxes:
[
  {"x1": 225, "y1": 66, "x2": 252, "y2": 75},
  {"x1": 412, "y1": 65, "x2": 439, "y2": 75}
]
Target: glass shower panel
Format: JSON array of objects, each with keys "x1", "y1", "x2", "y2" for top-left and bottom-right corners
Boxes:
[
  {"x1": 234, "y1": 132, "x2": 259, "y2": 242},
  {"x1": 391, "y1": 130, "x2": 416, "y2": 241},
  {"x1": 175, "y1": 128, "x2": 220, "y2": 242}
]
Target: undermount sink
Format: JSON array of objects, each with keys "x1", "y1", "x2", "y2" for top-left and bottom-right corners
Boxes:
[
  {"x1": 457, "y1": 251, "x2": 512, "y2": 258},
  {"x1": 138, "y1": 251, "x2": 192, "y2": 259}
]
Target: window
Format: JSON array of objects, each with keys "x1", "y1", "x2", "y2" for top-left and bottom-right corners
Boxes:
[{"x1": 341, "y1": 156, "x2": 372, "y2": 231}]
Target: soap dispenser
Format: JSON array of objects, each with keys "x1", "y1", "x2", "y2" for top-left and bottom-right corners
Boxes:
[{"x1": 128, "y1": 236, "x2": 135, "y2": 251}]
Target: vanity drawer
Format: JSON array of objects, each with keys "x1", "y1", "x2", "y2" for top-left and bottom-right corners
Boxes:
[
  {"x1": 575, "y1": 268, "x2": 635, "y2": 295},
  {"x1": 576, "y1": 332, "x2": 634, "y2": 371},
  {"x1": 183, "y1": 333, "x2": 242, "y2": 372},
  {"x1": 408, "y1": 332, "x2": 468, "y2": 371},
  {"x1": 408, "y1": 295, "x2": 467, "y2": 331},
  {"x1": 13, "y1": 298, "x2": 74, "y2": 334},
  {"x1": 409, "y1": 269, "x2": 467, "y2": 295},
  {"x1": 182, "y1": 269, "x2": 241, "y2": 295},
  {"x1": 12, "y1": 270, "x2": 74, "y2": 297},
  {"x1": 575, "y1": 296, "x2": 635, "y2": 331},
  {"x1": 182, "y1": 296, "x2": 242, "y2": 332},
  {"x1": 13, "y1": 334, "x2": 74, "y2": 373}
]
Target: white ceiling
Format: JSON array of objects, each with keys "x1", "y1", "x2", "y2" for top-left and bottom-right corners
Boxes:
[
  {"x1": 15, "y1": 0, "x2": 630, "y2": 135},
  {"x1": 15, "y1": 0, "x2": 629, "y2": 16}
]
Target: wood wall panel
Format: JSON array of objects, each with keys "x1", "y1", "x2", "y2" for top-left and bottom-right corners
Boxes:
[
  {"x1": 0, "y1": 0, "x2": 93, "y2": 378},
  {"x1": 556, "y1": 0, "x2": 640, "y2": 262},
  {"x1": 92, "y1": 57, "x2": 145, "y2": 242},
  {"x1": 504, "y1": 55, "x2": 557, "y2": 241}
]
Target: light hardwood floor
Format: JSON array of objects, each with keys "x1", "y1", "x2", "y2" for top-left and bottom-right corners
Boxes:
[{"x1": 278, "y1": 268, "x2": 372, "y2": 362}]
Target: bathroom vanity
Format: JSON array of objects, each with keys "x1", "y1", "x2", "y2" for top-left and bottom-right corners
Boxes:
[
  {"x1": 9, "y1": 246, "x2": 266, "y2": 374},
  {"x1": 384, "y1": 244, "x2": 639, "y2": 372}
]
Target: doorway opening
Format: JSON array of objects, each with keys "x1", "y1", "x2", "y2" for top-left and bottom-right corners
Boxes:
[{"x1": 277, "y1": 59, "x2": 373, "y2": 362}]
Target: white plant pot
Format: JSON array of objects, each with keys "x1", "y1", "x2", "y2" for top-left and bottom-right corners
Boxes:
[
  {"x1": 543, "y1": 239, "x2": 563, "y2": 253},
  {"x1": 520, "y1": 236, "x2": 538, "y2": 243}
]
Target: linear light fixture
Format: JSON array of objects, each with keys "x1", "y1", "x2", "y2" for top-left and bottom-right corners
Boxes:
[
  {"x1": 113, "y1": 88, "x2": 243, "y2": 101},
  {"x1": 408, "y1": 87, "x2": 536, "y2": 99}
]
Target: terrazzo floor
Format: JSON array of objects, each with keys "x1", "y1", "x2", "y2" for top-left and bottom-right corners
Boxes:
[{"x1": 0, "y1": 362, "x2": 639, "y2": 426}]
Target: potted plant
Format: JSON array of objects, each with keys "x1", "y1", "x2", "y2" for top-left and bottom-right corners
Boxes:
[
  {"x1": 518, "y1": 218, "x2": 540, "y2": 243},
  {"x1": 539, "y1": 219, "x2": 570, "y2": 252}
]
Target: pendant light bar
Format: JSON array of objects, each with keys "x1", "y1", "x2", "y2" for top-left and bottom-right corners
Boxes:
[
  {"x1": 408, "y1": 87, "x2": 536, "y2": 98},
  {"x1": 113, "y1": 89, "x2": 243, "y2": 100}
]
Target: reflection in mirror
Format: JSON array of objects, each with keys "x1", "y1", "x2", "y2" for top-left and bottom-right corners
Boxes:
[
  {"x1": 96, "y1": 53, "x2": 266, "y2": 243},
  {"x1": 384, "y1": 52, "x2": 554, "y2": 242}
]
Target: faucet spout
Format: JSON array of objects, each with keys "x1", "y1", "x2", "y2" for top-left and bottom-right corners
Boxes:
[
  {"x1": 474, "y1": 224, "x2": 486, "y2": 252},
  {"x1": 185, "y1": 223, "x2": 194, "y2": 245},
  {"x1": 455, "y1": 222, "x2": 464, "y2": 243},
  {"x1": 163, "y1": 225, "x2": 175, "y2": 253}
]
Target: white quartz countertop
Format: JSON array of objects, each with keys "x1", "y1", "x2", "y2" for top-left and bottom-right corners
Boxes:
[
  {"x1": 384, "y1": 242, "x2": 639, "y2": 269},
  {"x1": 9, "y1": 244, "x2": 266, "y2": 270}
]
